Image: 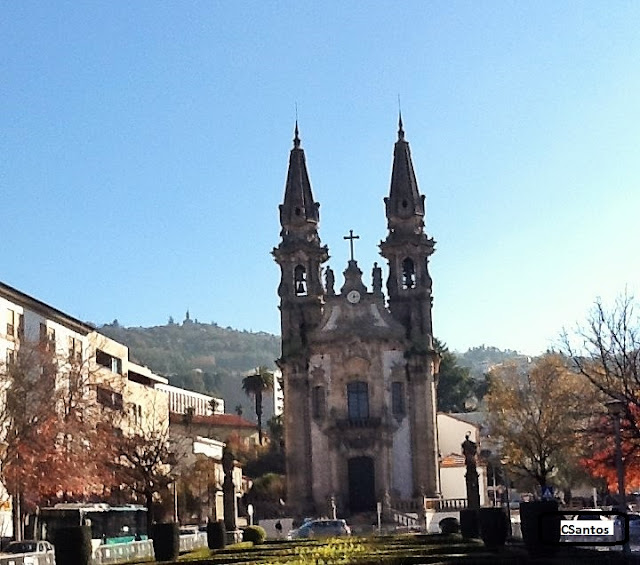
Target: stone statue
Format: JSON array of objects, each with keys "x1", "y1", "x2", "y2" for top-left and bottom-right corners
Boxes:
[
  {"x1": 462, "y1": 432, "x2": 480, "y2": 509},
  {"x1": 372, "y1": 262, "x2": 383, "y2": 295},
  {"x1": 325, "y1": 267, "x2": 335, "y2": 295},
  {"x1": 462, "y1": 432, "x2": 477, "y2": 469}
]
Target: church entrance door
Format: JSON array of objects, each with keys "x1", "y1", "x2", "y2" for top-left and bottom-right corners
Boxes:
[{"x1": 348, "y1": 456, "x2": 375, "y2": 513}]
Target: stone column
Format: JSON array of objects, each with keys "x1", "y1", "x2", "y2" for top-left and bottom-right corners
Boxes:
[{"x1": 222, "y1": 447, "x2": 237, "y2": 532}]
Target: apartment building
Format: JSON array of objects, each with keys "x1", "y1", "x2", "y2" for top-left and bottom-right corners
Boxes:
[
  {"x1": 1, "y1": 281, "x2": 253, "y2": 529},
  {"x1": 156, "y1": 382, "x2": 224, "y2": 417},
  {"x1": 0, "y1": 282, "x2": 169, "y2": 435}
]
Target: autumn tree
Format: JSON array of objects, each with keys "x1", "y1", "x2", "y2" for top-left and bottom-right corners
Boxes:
[
  {"x1": 176, "y1": 454, "x2": 220, "y2": 523},
  {"x1": 563, "y1": 293, "x2": 640, "y2": 440},
  {"x1": 559, "y1": 293, "x2": 640, "y2": 496},
  {"x1": 0, "y1": 338, "x2": 117, "y2": 538},
  {"x1": 486, "y1": 353, "x2": 595, "y2": 491},
  {"x1": 242, "y1": 366, "x2": 273, "y2": 445}
]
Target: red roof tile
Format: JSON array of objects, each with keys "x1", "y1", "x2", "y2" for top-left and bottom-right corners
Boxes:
[{"x1": 169, "y1": 411, "x2": 257, "y2": 429}]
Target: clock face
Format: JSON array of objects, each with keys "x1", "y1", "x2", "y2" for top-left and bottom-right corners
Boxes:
[{"x1": 347, "y1": 290, "x2": 361, "y2": 304}]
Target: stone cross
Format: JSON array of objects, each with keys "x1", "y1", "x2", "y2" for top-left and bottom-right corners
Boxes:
[{"x1": 343, "y1": 229, "x2": 360, "y2": 261}]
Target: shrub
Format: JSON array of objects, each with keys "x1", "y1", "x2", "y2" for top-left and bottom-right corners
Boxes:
[
  {"x1": 439, "y1": 517, "x2": 460, "y2": 534},
  {"x1": 242, "y1": 525, "x2": 266, "y2": 545},
  {"x1": 207, "y1": 519, "x2": 226, "y2": 550}
]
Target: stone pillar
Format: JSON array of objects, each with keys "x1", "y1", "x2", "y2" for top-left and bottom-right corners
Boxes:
[{"x1": 222, "y1": 447, "x2": 237, "y2": 532}]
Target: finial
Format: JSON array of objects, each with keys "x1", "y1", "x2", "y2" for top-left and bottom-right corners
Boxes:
[
  {"x1": 398, "y1": 95, "x2": 405, "y2": 140},
  {"x1": 293, "y1": 120, "x2": 300, "y2": 148},
  {"x1": 293, "y1": 103, "x2": 301, "y2": 148}
]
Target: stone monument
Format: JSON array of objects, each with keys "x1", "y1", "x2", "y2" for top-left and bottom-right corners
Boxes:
[
  {"x1": 222, "y1": 447, "x2": 237, "y2": 532},
  {"x1": 462, "y1": 432, "x2": 481, "y2": 509}
]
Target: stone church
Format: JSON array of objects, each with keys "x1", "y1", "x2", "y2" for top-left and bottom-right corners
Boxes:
[{"x1": 273, "y1": 118, "x2": 440, "y2": 518}]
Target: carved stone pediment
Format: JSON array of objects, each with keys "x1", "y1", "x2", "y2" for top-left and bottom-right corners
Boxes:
[{"x1": 344, "y1": 356, "x2": 370, "y2": 376}]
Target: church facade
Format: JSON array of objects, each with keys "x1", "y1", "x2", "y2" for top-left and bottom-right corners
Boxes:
[{"x1": 273, "y1": 119, "x2": 440, "y2": 518}]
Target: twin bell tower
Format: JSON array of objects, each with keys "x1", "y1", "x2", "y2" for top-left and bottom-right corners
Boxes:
[{"x1": 273, "y1": 117, "x2": 440, "y2": 518}]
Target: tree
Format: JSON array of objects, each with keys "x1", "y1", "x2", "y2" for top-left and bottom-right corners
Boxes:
[
  {"x1": 486, "y1": 354, "x2": 594, "y2": 491},
  {"x1": 577, "y1": 401, "x2": 640, "y2": 498},
  {"x1": 0, "y1": 339, "x2": 117, "y2": 538},
  {"x1": 242, "y1": 367, "x2": 274, "y2": 445},
  {"x1": 562, "y1": 293, "x2": 640, "y2": 442},
  {"x1": 434, "y1": 339, "x2": 475, "y2": 412},
  {"x1": 113, "y1": 407, "x2": 177, "y2": 523},
  {"x1": 244, "y1": 473, "x2": 285, "y2": 519}
]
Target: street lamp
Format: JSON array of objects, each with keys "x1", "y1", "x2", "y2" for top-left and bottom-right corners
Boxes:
[{"x1": 605, "y1": 399, "x2": 626, "y2": 510}]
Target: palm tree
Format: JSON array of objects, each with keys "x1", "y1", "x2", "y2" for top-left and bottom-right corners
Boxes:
[{"x1": 242, "y1": 366, "x2": 274, "y2": 445}]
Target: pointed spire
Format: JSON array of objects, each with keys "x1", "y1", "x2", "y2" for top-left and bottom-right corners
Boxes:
[
  {"x1": 398, "y1": 110, "x2": 405, "y2": 141},
  {"x1": 279, "y1": 121, "x2": 320, "y2": 237},
  {"x1": 294, "y1": 120, "x2": 300, "y2": 148},
  {"x1": 384, "y1": 117, "x2": 426, "y2": 233}
]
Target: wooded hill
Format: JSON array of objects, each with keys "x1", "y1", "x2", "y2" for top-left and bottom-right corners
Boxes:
[
  {"x1": 99, "y1": 319, "x2": 280, "y2": 420},
  {"x1": 99, "y1": 319, "x2": 527, "y2": 419}
]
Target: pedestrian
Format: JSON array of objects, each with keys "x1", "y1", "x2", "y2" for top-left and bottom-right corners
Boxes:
[{"x1": 275, "y1": 520, "x2": 283, "y2": 539}]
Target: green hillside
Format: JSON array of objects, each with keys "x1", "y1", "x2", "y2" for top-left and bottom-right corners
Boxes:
[
  {"x1": 99, "y1": 319, "x2": 281, "y2": 420},
  {"x1": 99, "y1": 318, "x2": 525, "y2": 420},
  {"x1": 456, "y1": 345, "x2": 530, "y2": 378}
]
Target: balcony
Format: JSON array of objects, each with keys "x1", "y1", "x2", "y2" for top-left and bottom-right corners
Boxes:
[{"x1": 335, "y1": 417, "x2": 381, "y2": 430}]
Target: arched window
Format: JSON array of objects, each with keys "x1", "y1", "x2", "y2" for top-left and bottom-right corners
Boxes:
[
  {"x1": 347, "y1": 381, "x2": 369, "y2": 421},
  {"x1": 312, "y1": 386, "x2": 325, "y2": 419},
  {"x1": 294, "y1": 264, "x2": 307, "y2": 296},
  {"x1": 402, "y1": 258, "x2": 416, "y2": 289}
]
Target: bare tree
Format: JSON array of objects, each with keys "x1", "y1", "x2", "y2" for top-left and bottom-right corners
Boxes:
[
  {"x1": 562, "y1": 292, "x2": 640, "y2": 441},
  {"x1": 113, "y1": 400, "x2": 183, "y2": 523}
]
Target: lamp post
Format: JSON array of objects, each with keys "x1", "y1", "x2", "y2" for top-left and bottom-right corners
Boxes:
[
  {"x1": 606, "y1": 398, "x2": 629, "y2": 554},
  {"x1": 606, "y1": 399, "x2": 626, "y2": 510},
  {"x1": 501, "y1": 458, "x2": 513, "y2": 538}
]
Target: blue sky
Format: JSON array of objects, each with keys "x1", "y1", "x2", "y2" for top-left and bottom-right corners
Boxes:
[{"x1": 3, "y1": 2, "x2": 639, "y2": 355}]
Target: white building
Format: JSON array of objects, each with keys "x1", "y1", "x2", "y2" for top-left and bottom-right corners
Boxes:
[
  {"x1": 0, "y1": 281, "x2": 171, "y2": 536},
  {"x1": 156, "y1": 382, "x2": 224, "y2": 416}
]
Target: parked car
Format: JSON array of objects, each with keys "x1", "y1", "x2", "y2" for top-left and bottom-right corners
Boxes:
[
  {"x1": 289, "y1": 519, "x2": 351, "y2": 539},
  {"x1": 3, "y1": 540, "x2": 55, "y2": 555},
  {"x1": 287, "y1": 517, "x2": 313, "y2": 540},
  {"x1": 613, "y1": 513, "x2": 640, "y2": 541}
]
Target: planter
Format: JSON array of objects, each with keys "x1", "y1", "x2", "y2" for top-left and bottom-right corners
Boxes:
[
  {"x1": 460, "y1": 508, "x2": 480, "y2": 539},
  {"x1": 207, "y1": 520, "x2": 226, "y2": 550},
  {"x1": 520, "y1": 500, "x2": 560, "y2": 554},
  {"x1": 151, "y1": 522, "x2": 180, "y2": 561},
  {"x1": 51, "y1": 525, "x2": 92, "y2": 565},
  {"x1": 479, "y1": 507, "x2": 508, "y2": 549}
]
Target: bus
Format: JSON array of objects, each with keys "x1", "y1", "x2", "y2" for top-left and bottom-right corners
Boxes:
[{"x1": 37, "y1": 503, "x2": 148, "y2": 547}]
